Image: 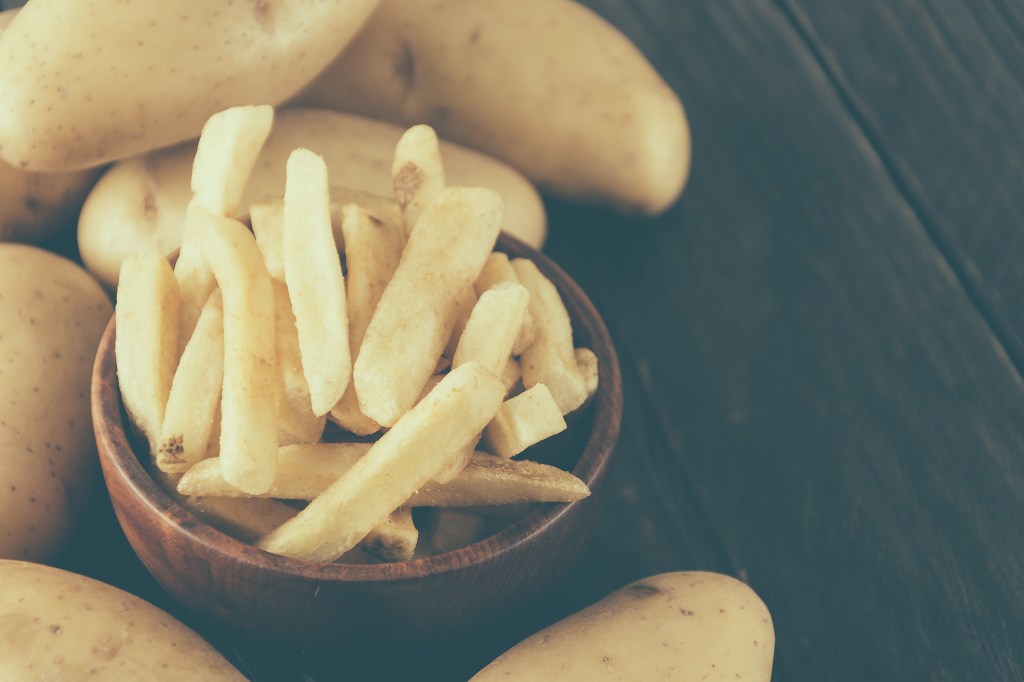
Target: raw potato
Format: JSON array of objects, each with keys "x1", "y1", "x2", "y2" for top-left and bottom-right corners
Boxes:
[
  {"x1": 295, "y1": 0, "x2": 690, "y2": 214},
  {"x1": 0, "y1": 245, "x2": 112, "y2": 562},
  {"x1": 471, "y1": 572, "x2": 775, "y2": 681},
  {"x1": 78, "y1": 109, "x2": 547, "y2": 289},
  {"x1": 0, "y1": 0, "x2": 381, "y2": 170},
  {"x1": 0, "y1": 560, "x2": 245, "y2": 680}
]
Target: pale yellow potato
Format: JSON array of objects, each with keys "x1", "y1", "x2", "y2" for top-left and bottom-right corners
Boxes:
[
  {"x1": 78, "y1": 109, "x2": 546, "y2": 289},
  {"x1": 195, "y1": 209, "x2": 277, "y2": 495},
  {"x1": 258, "y1": 363, "x2": 505, "y2": 561},
  {"x1": 295, "y1": 0, "x2": 690, "y2": 215},
  {"x1": 190, "y1": 105, "x2": 274, "y2": 217},
  {"x1": 483, "y1": 384, "x2": 567, "y2": 459},
  {"x1": 472, "y1": 572, "x2": 775, "y2": 681},
  {"x1": 0, "y1": 561, "x2": 245, "y2": 680},
  {"x1": 178, "y1": 447, "x2": 589, "y2": 508},
  {"x1": 284, "y1": 149, "x2": 351, "y2": 416},
  {"x1": 156, "y1": 291, "x2": 224, "y2": 473},
  {"x1": 512, "y1": 259, "x2": 588, "y2": 414},
  {"x1": 115, "y1": 250, "x2": 179, "y2": 451},
  {"x1": 354, "y1": 187, "x2": 503, "y2": 427},
  {"x1": 0, "y1": 9, "x2": 102, "y2": 245},
  {"x1": 0, "y1": 245, "x2": 111, "y2": 562},
  {"x1": 0, "y1": 0, "x2": 381, "y2": 170}
]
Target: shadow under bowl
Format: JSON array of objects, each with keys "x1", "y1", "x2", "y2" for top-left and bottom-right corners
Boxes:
[{"x1": 91, "y1": 232, "x2": 622, "y2": 663}]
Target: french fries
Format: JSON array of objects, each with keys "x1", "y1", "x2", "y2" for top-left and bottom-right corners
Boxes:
[
  {"x1": 512, "y1": 258, "x2": 588, "y2": 414},
  {"x1": 156, "y1": 291, "x2": 224, "y2": 473},
  {"x1": 484, "y1": 384, "x2": 567, "y2": 459},
  {"x1": 329, "y1": 203, "x2": 403, "y2": 435},
  {"x1": 354, "y1": 187, "x2": 504, "y2": 427},
  {"x1": 194, "y1": 207, "x2": 277, "y2": 495},
  {"x1": 392, "y1": 124, "x2": 445, "y2": 238},
  {"x1": 177, "y1": 446, "x2": 589, "y2": 507},
  {"x1": 283, "y1": 148, "x2": 351, "y2": 417},
  {"x1": 115, "y1": 250, "x2": 180, "y2": 451},
  {"x1": 116, "y1": 115, "x2": 598, "y2": 565},
  {"x1": 257, "y1": 363, "x2": 505, "y2": 561}
]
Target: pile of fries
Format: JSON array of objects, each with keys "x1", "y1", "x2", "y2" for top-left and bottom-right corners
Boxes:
[{"x1": 115, "y1": 106, "x2": 598, "y2": 564}]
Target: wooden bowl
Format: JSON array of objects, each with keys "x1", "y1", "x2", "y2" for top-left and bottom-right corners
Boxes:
[{"x1": 91, "y1": 232, "x2": 621, "y2": 668}]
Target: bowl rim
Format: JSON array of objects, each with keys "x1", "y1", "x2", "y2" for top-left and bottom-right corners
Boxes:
[{"x1": 92, "y1": 231, "x2": 622, "y2": 583}]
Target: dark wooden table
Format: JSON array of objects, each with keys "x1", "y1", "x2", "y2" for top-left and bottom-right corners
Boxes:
[{"x1": 16, "y1": 0, "x2": 1024, "y2": 679}]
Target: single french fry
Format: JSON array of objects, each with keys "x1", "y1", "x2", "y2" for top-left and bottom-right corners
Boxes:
[
  {"x1": 284, "y1": 148, "x2": 351, "y2": 416},
  {"x1": 426, "y1": 508, "x2": 486, "y2": 556},
  {"x1": 392, "y1": 124, "x2": 445, "y2": 238},
  {"x1": 511, "y1": 258, "x2": 588, "y2": 414},
  {"x1": 173, "y1": 203, "x2": 217, "y2": 354},
  {"x1": 190, "y1": 105, "x2": 274, "y2": 217},
  {"x1": 195, "y1": 207, "x2": 277, "y2": 495},
  {"x1": 329, "y1": 203, "x2": 403, "y2": 435},
  {"x1": 443, "y1": 285, "x2": 478, "y2": 362},
  {"x1": 250, "y1": 202, "x2": 286, "y2": 281},
  {"x1": 354, "y1": 187, "x2": 504, "y2": 426},
  {"x1": 272, "y1": 281, "x2": 327, "y2": 444},
  {"x1": 432, "y1": 440, "x2": 478, "y2": 485},
  {"x1": 178, "y1": 447, "x2": 589, "y2": 508},
  {"x1": 178, "y1": 442, "x2": 372, "y2": 499},
  {"x1": 176, "y1": 105, "x2": 273, "y2": 348},
  {"x1": 575, "y1": 347, "x2": 599, "y2": 400},
  {"x1": 155, "y1": 291, "x2": 224, "y2": 473},
  {"x1": 475, "y1": 251, "x2": 537, "y2": 355},
  {"x1": 361, "y1": 508, "x2": 418, "y2": 563},
  {"x1": 257, "y1": 363, "x2": 505, "y2": 562},
  {"x1": 483, "y1": 383, "x2": 567, "y2": 459},
  {"x1": 453, "y1": 283, "x2": 529, "y2": 377},
  {"x1": 115, "y1": 250, "x2": 180, "y2": 451}
]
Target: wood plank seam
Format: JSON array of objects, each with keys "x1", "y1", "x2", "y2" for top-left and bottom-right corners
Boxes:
[{"x1": 771, "y1": 0, "x2": 1024, "y2": 385}]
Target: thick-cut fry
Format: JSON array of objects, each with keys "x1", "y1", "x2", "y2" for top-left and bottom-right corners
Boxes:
[
  {"x1": 453, "y1": 283, "x2": 529, "y2": 377},
  {"x1": 575, "y1": 347, "x2": 599, "y2": 400},
  {"x1": 178, "y1": 447, "x2": 589, "y2": 508},
  {"x1": 483, "y1": 384, "x2": 567, "y2": 459},
  {"x1": 426, "y1": 508, "x2": 486, "y2": 555},
  {"x1": 443, "y1": 285, "x2": 478, "y2": 361},
  {"x1": 475, "y1": 252, "x2": 537, "y2": 355},
  {"x1": 511, "y1": 258, "x2": 588, "y2": 414},
  {"x1": 176, "y1": 106, "x2": 274, "y2": 349},
  {"x1": 392, "y1": 124, "x2": 445, "y2": 237},
  {"x1": 272, "y1": 281, "x2": 327, "y2": 444},
  {"x1": 178, "y1": 442, "x2": 372, "y2": 499},
  {"x1": 115, "y1": 250, "x2": 180, "y2": 451},
  {"x1": 329, "y1": 203, "x2": 403, "y2": 435},
  {"x1": 190, "y1": 105, "x2": 274, "y2": 217},
  {"x1": 361, "y1": 508, "x2": 418, "y2": 562},
  {"x1": 156, "y1": 291, "x2": 224, "y2": 473},
  {"x1": 250, "y1": 202, "x2": 286, "y2": 281},
  {"x1": 195, "y1": 208, "x2": 277, "y2": 495},
  {"x1": 354, "y1": 187, "x2": 504, "y2": 426},
  {"x1": 257, "y1": 363, "x2": 505, "y2": 561},
  {"x1": 284, "y1": 148, "x2": 351, "y2": 416}
]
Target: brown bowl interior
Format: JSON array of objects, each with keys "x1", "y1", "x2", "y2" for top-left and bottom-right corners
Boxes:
[{"x1": 91, "y1": 231, "x2": 622, "y2": 663}]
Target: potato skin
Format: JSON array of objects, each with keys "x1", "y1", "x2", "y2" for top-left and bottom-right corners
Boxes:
[
  {"x1": 0, "y1": 560, "x2": 245, "y2": 680},
  {"x1": 295, "y1": 0, "x2": 690, "y2": 215},
  {"x1": 0, "y1": 245, "x2": 112, "y2": 561},
  {"x1": 78, "y1": 108, "x2": 547, "y2": 289},
  {"x1": 0, "y1": 0, "x2": 381, "y2": 171},
  {"x1": 471, "y1": 572, "x2": 775, "y2": 681},
  {"x1": 0, "y1": 10, "x2": 103, "y2": 244}
]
